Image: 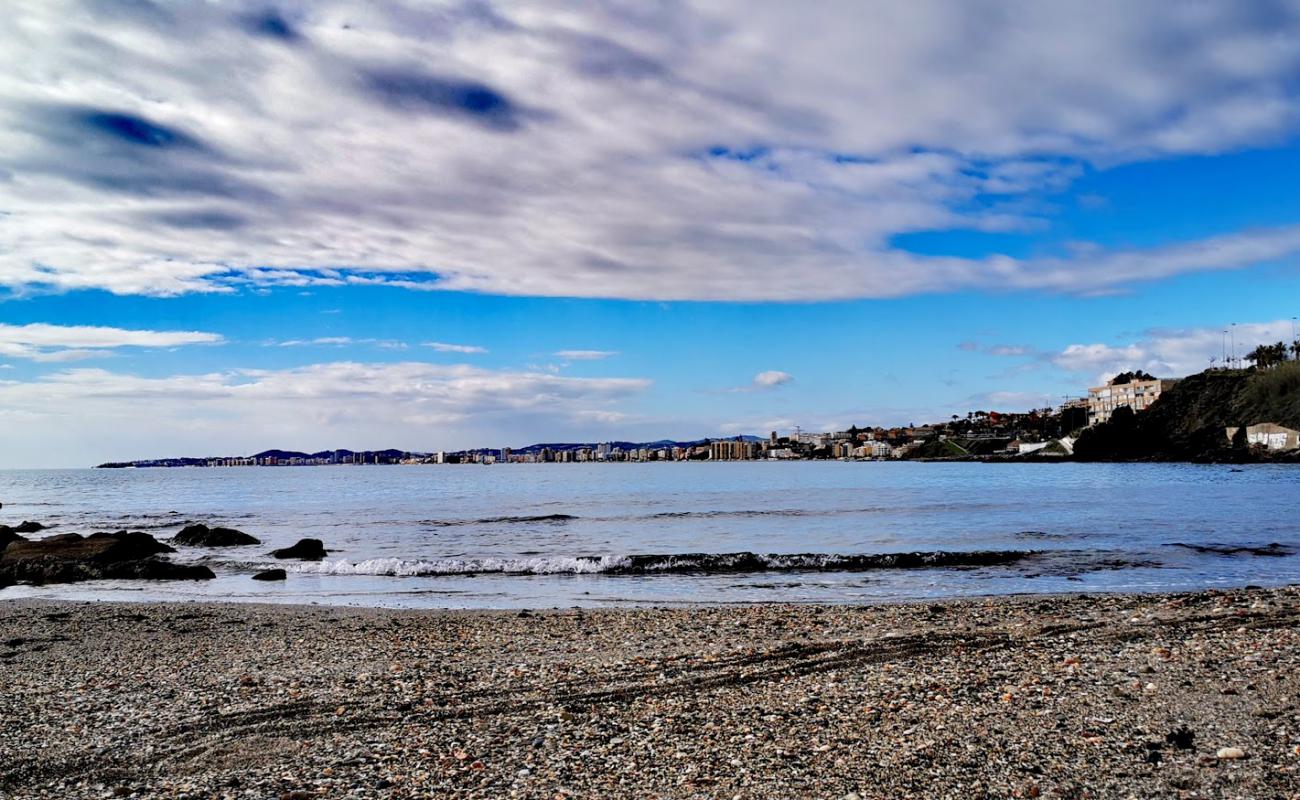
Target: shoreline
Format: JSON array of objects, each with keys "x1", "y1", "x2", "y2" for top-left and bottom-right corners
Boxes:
[
  {"x1": 4, "y1": 587, "x2": 1298, "y2": 798},
  {"x1": 4, "y1": 578, "x2": 1299, "y2": 611}
]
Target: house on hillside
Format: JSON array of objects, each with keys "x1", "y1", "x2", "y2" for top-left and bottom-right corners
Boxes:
[
  {"x1": 1224, "y1": 422, "x2": 1300, "y2": 451},
  {"x1": 1086, "y1": 373, "x2": 1176, "y2": 425}
]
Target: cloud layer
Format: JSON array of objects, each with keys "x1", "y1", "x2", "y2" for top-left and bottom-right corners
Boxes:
[
  {"x1": 425, "y1": 341, "x2": 489, "y2": 354},
  {"x1": 0, "y1": 361, "x2": 651, "y2": 466},
  {"x1": 5, "y1": 2, "x2": 1300, "y2": 300},
  {"x1": 1051, "y1": 320, "x2": 1299, "y2": 382},
  {"x1": 971, "y1": 318, "x2": 1300, "y2": 385},
  {"x1": 554, "y1": 350, "x2": 618, "y2": 361},
  {"x1": 0, "y1": 322, "x2": 222, "y2": 361}
]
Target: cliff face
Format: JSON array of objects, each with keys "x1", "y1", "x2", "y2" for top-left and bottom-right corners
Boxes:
[{"x1": 1074, "y1": 364, "x2": 1300, "y2": 461}]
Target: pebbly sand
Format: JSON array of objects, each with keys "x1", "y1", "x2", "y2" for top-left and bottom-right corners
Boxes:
[{"x1": 2, "y1": 587, "x2": 1298, "y2": 799}]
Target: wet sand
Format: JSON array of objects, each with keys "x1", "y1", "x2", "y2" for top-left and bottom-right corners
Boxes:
[{"x1": 2, "y1": 586, "x2": 1298, "y2": 798}]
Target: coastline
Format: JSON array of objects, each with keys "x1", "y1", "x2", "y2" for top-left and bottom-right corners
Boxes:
[{"x1": 3, "y1": 587, "x2": 1298, "y2": 798}]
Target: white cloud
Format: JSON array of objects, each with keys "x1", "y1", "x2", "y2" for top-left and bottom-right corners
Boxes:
[
  {"x1": 0, "y1": 322, "x2": 222, "y2": 361},
  {"x1": 278, "y1": 336, "x2": 407, "y2": 349},
  {"x1": 554, "y1": 350, "x2": 618, "y2": 360},
  {"x1": 425, "y1": 341, "x2": 488, "y2": 354},
  {"x1": 973, "y1": 318, "x2": 1300, "y2": 385},
  {"x1": 0, "y1": 361, "x2": 652, "y2": 467},
  {"x1": 986, "y1": 345, "x2": 1035, "y2": 357},
  {"x1": 279, "y1": 336, "x2": 353, "y2": 346},
  {"x1": 721, "y1": 370, "x2": 794, "y2": 393},
  {"x1": 753, "y1": 370, "x2": 794, "y2": 388},
  {"x1": 1050, "y1": 320, "x2": 1298, "y2": 384},
  {"x1": 3, "y1": 2, "x2": 1300, "y2": 300}
]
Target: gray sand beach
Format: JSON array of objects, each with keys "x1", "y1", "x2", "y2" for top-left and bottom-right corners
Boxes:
[{"x1": 2, "y1": 587, "x2": 1298, "y2": 799}]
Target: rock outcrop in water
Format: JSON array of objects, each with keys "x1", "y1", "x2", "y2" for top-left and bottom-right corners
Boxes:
[
  {"x1": 0, "y1": 530, "x2": 213, "y2": 587},
  {"x1": 0, "y1": 528, "x2": 24, "y2": 552},
  {"x1": 0, "y1": 521, "x2": 45, "y2": 542},
  {"x1": 270, "y1": 538, "x2": 328, "y2": 561},
  {"x1": 252, "y1": 568, "x2": 287, "y2": 581},
  {"x1": 173, "y1": 523, "x2": 261, "y2": 547}
]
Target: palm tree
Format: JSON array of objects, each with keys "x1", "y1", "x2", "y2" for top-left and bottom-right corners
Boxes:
[
  {"x1": 1249, "y1": 342, "x2": 1291, "y2": 369},
  {"x1": 1247, "y1": 344, "x2": 1268, "y2": 368},
  {"x1": 1291, "y1": 339, "x2": 1300, "y2": 361}
]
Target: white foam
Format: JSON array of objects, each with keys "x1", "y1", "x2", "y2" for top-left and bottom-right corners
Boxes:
[{"x1": 286, "y1": 555, "x2": 632, "y2": 577}]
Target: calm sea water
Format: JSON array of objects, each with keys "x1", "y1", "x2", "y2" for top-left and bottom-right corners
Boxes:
[{"x1": 0, "y1": 462, "x2": 1296, "y2": 608}]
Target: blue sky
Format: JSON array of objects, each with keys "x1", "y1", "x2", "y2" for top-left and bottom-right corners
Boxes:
[{"x1": 2, "y1": 1, "x2": 1300, "y2": 466}]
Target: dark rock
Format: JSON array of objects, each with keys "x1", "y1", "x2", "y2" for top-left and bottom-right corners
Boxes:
[
  {"x1": 270, "y1": 538, "x2": 328, "y2": 561},
  {"x1": 0, "y1": 555, "x2": 213, "y2": 585},
  {"x1": 252, "y1": 568, "x2": 287, "y2": 581},
  {"x1": 1166, "y1": 725, "x2": 1196, "y2": 750},
  {"x1": 103, "y1": 560, "x2": 215, "y2": 581},
  {"x1": 0, "y1": 530, "x2": 207, "y2": 586},
  {"x1": 174, "y1": 523, "x2": 261, "y2": 547},
  {"x1": 13, "y1": 521, "x2": 46, "y2": 534},
  {"x1": 0, "y1": 528, "x2": 25, "y2": 552},
  {"x1": 4, "y1": 531, "x2": 173, "y2": 563},
  {"x1": 90, "y1": 530, "x2": 176, "y2": 558}
]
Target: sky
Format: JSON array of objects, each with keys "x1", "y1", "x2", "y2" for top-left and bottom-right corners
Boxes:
[{"x1": 2, "y1": 1, "x2": 1300, "y2": 467}]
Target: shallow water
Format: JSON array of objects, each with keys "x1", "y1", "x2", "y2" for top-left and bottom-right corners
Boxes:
[{"x1": 0, "y1": 462, "x2": 1296, "y2": 608}]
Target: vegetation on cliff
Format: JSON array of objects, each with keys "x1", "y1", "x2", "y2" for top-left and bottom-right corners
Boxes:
[{"x1": 1074, "y1": 364, "x2": 1300, "y2": 461}]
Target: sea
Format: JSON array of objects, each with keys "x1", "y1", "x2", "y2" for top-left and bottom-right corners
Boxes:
[{"x1": 0, "y1": 462, "x2": 1296, "y2": 608}]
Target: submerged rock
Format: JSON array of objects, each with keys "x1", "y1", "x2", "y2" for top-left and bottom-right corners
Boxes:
[
  {"x1": 270, "y1": 538, "x2": 328, "y2": 561},
  {"x1": 252, "y1": 568, "x2": 287, "y2": 581},
  {"x1": 174, "y1": 523, "x2": 261, "y2": 547}
]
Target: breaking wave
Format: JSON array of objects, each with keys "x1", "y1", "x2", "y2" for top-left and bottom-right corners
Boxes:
[{"x1": 287, "y1": 549, "x2": 1035, "y2": 577}]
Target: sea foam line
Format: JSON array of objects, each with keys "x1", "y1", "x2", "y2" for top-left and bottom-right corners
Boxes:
[{"x1": 284, "y1": 549, "x2": 1034, "y2": 577}]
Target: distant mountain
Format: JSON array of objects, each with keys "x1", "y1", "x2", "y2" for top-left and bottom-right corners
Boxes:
[
  {"x1": 249, "y1": 448, "x2": 416, "y2": 460},
  {"x1": 251, "y1": 449, "x2": 313, "y2": 460},
  {"x1": 95, "y1": 437, "x2": 765, "y2": 467}
]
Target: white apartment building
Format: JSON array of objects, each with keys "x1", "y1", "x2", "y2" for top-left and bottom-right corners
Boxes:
[{"x1": 1086, "y1": 376, "x2": 1175, "y2": 425}]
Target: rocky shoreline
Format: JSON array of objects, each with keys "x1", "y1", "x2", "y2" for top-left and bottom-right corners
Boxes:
[
  {"x1": 0, "y1": 519, "x2": 330, "y2": 589},
  {"x1": 2, "y1": 586, "x2": 1298, "y2": 798}
]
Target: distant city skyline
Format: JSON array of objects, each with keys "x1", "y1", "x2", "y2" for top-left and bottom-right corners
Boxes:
[{"x1": 3, "y1": 2, "x2": 1300, "y2": 467}]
